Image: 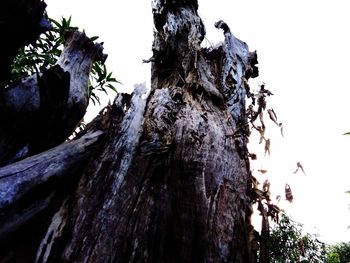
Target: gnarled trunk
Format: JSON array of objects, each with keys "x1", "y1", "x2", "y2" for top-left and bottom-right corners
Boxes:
[{"x1": 0, "y1": 0, "x2": 260, "y2": 262}]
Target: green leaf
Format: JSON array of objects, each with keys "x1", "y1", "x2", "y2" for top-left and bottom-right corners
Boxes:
[
  {"x1": 109, "y1": 78, "x2": 119, "y2": 83},
  {"x1": 106, "y1": 84, "x2": 117, "y2": 93},
  {"x1": 90, "y1": 36, "x2": 99, "y2": 41},
  {"x1": 67, "y1": 16, "x2": 72, "y2": 26},
  {"x1": 98, "y1": 87, "x2": 108, "y2": 95},
  {"x1": 49, "y1": 18, "x2": 61, "y2": 28},
  {"x1": 90, "y1": 92, "x2": 101, "y2": 105},
  {"x1": 106, "y1": 72, "x2": 112, "y2": 80},
  {"x1": 94, "y1": 63, "x2": 102, "y2": 77},
  {"x1": 343, "y1": 132, "x2": 350, "y2": 135}
]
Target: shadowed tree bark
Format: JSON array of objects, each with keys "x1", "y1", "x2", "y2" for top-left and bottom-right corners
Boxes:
[{"x1": 0, "y1": 0, "x2": 261, "y2": 262}]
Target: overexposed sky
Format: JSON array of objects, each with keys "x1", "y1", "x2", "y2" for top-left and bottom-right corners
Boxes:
[{"x1": 45, "y1": 0, "x2": 350, "y2": 244}]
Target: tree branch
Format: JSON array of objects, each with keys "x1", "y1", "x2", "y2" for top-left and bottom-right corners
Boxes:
[{"x1": 0, "y1": 130, "x2": 104, "y2": 240}]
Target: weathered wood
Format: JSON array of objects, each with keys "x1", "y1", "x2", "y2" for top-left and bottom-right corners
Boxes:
[
  {"x1": 0, "y1": 31, "x2": 106, "y2": 166},
  {"x1": 34, "y1": 84, "x2": 148, "y2": 263},
  {"x1": 0, "y1": 130, "x2": 103, "y2": 240}
]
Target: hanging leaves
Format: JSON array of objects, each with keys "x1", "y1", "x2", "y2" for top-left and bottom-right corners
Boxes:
[
  {"x1": 285, "y1": 184, "x2": 293, "y2": 203},
  {"x1": 253, "y1": 178, "x2": 280, "y2": 223},
  {"x1": 246, "y1": 83, "x2": 282, "y2": 160},
  {"x1": 246, "y1": 83, "x2": 291, "y2": 233},
  {"x1": 246, "y1": 83, "x2": 273, "y2": 127}
]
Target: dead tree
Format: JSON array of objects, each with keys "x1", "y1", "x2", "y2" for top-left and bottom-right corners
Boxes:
[{"x1": 0, "y1": 0, "x2": 260, "y2": 262}]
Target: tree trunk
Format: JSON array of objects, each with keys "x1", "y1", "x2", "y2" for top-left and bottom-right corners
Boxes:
[{"x1": 0, "y1": 0, "x2": 260, "y2": 262}]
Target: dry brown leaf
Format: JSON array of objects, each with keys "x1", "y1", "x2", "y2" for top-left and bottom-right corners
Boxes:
[
  {"x1": 268, "y1": 204, "x2": 280, "y2": 221},
  {"x1": 249, "y1": 153, "x2": 257, "y2": 160},
  {"x1": 276, "y1": 195, "x2": 281, "y2": 202},
  {"x1": 263, "y1": 179, "x2": 270, "y2": 192},
  {"x1": 264, "y1": 138, "x2": 271, "y2": 156},
  {"x1": 267, "y1": 108, "x2": 283, "y2": 137},
  {"x1": 259, "y1": 112, "x2": 265, "y2": 127},
  {"x1": 297, "y1": 162, "x2": 306, "y2": 175},
  {"x1": 280, "y1": 125, "x2": 284, "y2": 137},
  {"x1": 293, "y1": 162, "x2": 306, "y2": 175},
  {"x1": 267, "y1": 108, "x2": 279, "y2": 126},
  {"x1": 263, "y1": 179, "x2": 271, "y2": 201},
  {"x1": 285, "y1": 184, "x2": 293, "y2": 203},
  {"x1": 257, "y1": 125, "x2": 266, "y2": 144},
  {"x1": 251, "y1": 176, "x2": 260, "y2": 188}
]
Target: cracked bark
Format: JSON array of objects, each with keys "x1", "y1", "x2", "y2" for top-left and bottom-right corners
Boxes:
[{"x1": 0, "y1": 0, "x2": 261, "y2": 262}]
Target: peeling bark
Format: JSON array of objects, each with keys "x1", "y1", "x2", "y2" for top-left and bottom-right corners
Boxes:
[{"x1": 0, "y1": 0, "x2": 262, "y2": 262}]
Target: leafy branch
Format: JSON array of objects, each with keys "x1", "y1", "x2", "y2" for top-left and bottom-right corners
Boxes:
[
  {"x1": 89, "y1": 61, "x2": 119, "y2": 105},
  {"x1": 11, "y1": 14, "x2": 119, "y2": 105}
]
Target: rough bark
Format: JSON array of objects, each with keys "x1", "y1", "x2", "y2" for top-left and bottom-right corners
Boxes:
[{"x1": 0, "y1": 0, "x2": 261, "y2": 262}]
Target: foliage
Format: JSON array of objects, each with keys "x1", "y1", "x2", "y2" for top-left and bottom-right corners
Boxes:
[
  {"x1": 11, "y1": 14, "x2": 118, "y2": 105},
  {"x1": 89, "y1": 60, "x2": 118, "y2": 105},
  {"x1": 268, "y1": 212, "x2": 326, "y2": 262},
  {"x1": 325, "y1": 242, "x2": 350, "y2": 263}
]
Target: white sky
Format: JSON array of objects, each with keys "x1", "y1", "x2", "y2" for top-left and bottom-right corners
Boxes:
[{"x1": 45, "y1": 0, "x2": 350, "y2": 244}]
